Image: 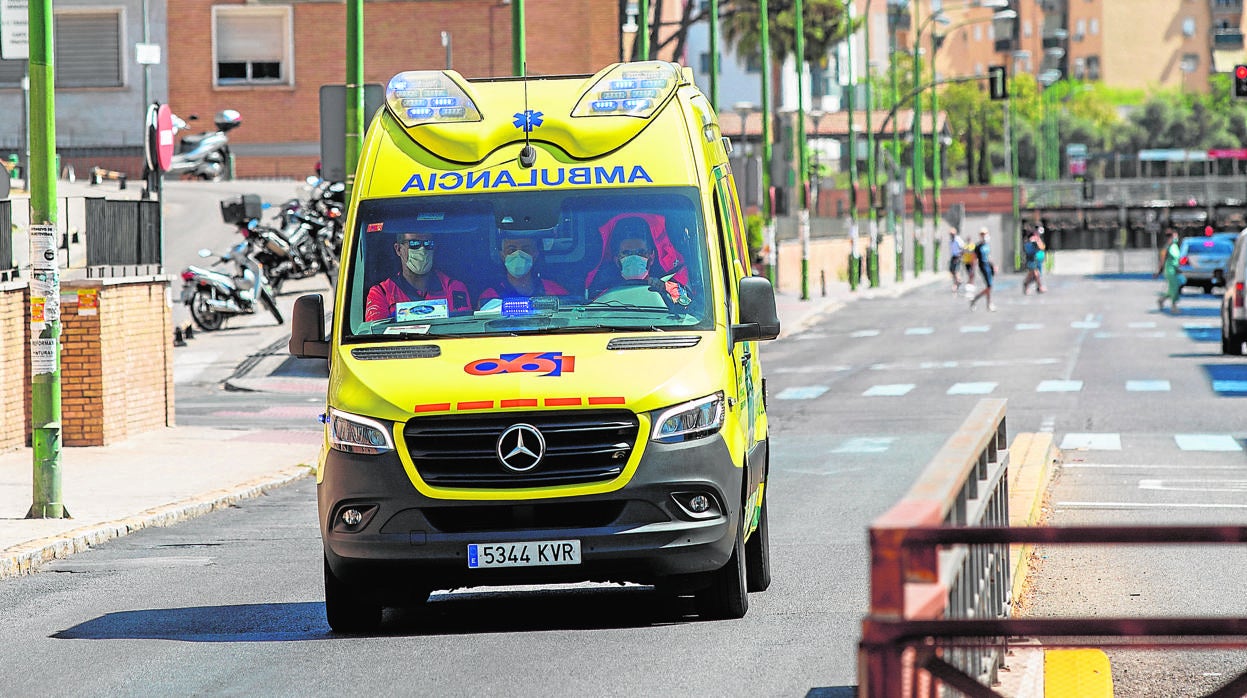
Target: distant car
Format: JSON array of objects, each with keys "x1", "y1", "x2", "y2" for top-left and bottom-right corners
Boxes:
[
  {"x1": 1179, "y1": 234, "x2": 1235, "y2": 293},
  {"x1": 1221, "y1": 230, "x2": 1247, "y2": 355}
]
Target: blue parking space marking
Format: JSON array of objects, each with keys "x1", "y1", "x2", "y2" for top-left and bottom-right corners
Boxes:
[
  {"x1": 776, "y1": 386, "x2": 829, "y2": 400},
  {"x1": 1174, "y1": 434, "x2": 1243, "y2": 452},
  {"x1": 863, "y1": 383, "x2": 915, "y2": 397},
  {"x1": 1037, "y1": 380, "x2": 1084, "y2": 392},
  {"x1": 1060, "y1": 433, "x2": 1122, "y2": 450},
  {"x1": 1213, "y1": 380, "x2": 1247, "y2": 395},
  {"x1": 1126, "y1": 380, "x2": 1171, "y2": 392},
  {"x1": 947, "y1": 382, "x2": 998, "y2": 395},
  {"x1": 832, "y1": 437, "x2": 895, "y2": 454}
]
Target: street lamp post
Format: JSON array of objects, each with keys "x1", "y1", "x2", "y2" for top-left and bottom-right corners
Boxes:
[
  {"x1": 888, "y1": 0, "x2": 902, "y2": 283},
  {"x1": 864, "y1": 0, "x2": 880, "y2": 287},
  {"x1": 795, "y1": 0, "x2": 809, "y2": 301},
  {"x1": 846, "y1": 0, "x2": 861, "y2": 291}
]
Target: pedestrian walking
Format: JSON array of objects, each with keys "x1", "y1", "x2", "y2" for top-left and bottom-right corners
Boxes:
[
  {"x1": 969, "y1": 228, "x2": 996, "y2": 312},
  {"x1": 960, "y1": 236, "x2": 978, "y2": 292},
  {"x1": 1155, "y1": 228, "x2": 1183, "y2": 314},
  {"x1": 947, "y1": 227, "x2": 964, "y2": 293},
  {"x1": 1022, "y1": 225, "x2": 1047, "y2": 295}
]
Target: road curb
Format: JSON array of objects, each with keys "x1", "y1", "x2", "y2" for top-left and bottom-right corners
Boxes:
[
  {"x1": 0, "y1": 465, "x2": 313, "y2": 580},
  {"x1": 1008, "y1": 431, "x2": 1060, "y2": 608}
]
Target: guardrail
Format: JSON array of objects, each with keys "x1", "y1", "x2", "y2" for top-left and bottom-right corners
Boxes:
[{"x1": 860, "y1": 398, "x2": 1247, "y2": 696}]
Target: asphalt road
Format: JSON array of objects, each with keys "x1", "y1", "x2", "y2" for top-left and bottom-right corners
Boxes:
[{"x1": 1, "y1": 258, "x2": 1244, "y2": 694}]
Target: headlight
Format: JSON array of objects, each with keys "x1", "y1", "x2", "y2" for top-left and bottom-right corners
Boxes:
[
  {"x1": 328, "y1": 408, "x2": 394, "y2": 455},
  {"x1": 650, "y1": 392, "x2": 724, "y2": 444}
]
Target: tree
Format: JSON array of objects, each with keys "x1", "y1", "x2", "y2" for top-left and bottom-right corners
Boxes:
[{"x1": 720, "y1": 0, "x2": 854, "y2": 67}]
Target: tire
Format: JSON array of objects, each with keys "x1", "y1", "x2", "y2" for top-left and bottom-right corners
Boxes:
[
  {"x1": 745, "y1": 491, "x2": 772, "y2": 593},
  {"x1": 260, "y1": 288, "x2": 284, "y2": 325},
  {"x1": 317, "y1": 240, "x2": 339, "y2": 289},
  {"x1": 323, "y1": 556, "x2": 383, "y2": 634},
  {"x1": 695, "y1": 517, "x2": 749, "y2": 620},
  {"x1": 1226, "y1": 321, "x2": 1245, "y2": 356},
  {"x1": 187, "y1": 289, "x2": 224, "y2": 331}
]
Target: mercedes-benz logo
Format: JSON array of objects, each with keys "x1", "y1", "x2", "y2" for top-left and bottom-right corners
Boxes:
[{"x1": 496, "y1": 423, "x2": 546, "y2": 472}]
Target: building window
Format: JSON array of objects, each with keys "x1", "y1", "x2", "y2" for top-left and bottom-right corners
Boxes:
[
  {"x1": 1073, "y1": 57, "x2": 1085, "y2": 79},
  {"x1": 54, "y1": 10, "x2": 123, "y2": 88},
  {"x1": 1023, "y1": 20, "x2": 1032, "y2": 38},
  {"x1": 1182, "y1": 18, "x2": 1196, "y2": 37},
  {"x1": 1086, "y1": 55, "x2": 1100, "y2": 81},
  {"x1": 1089, "y1": 19, "x2": 1099, "y2": 35},
  {"x1": 214, "y1": 5, "x2": 293, "y2": 86},
  {"x1": 1075, "y1": 19, "x2": 1086, "y2": 38},
  {"x1": 973, "y1": 25, "x2": 982, "y2": 41}
]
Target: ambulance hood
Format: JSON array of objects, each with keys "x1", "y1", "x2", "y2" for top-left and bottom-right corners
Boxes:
[{"x1": 333, "y1": 332, "x2": 726, "y2": 421}]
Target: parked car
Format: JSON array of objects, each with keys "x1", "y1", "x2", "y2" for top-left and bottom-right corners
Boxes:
[
  {"x1": 1221, "y1": 230, "x2": 1247, "y2": 355},
  {"x1": 1179, "y1": 233, "x2": 1236, "y2": 293}
]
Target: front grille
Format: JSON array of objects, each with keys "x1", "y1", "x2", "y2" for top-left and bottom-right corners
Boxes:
[{"x1": 404, "y1": 410, "x2": 638, "y2": 488}]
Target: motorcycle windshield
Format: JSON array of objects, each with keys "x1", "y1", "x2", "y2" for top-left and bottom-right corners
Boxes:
[{"x1": 340, "y1": 187, "x2": 714, "y2": 341}]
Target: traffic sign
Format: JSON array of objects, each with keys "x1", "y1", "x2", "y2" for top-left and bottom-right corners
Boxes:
[
  {"x1": 144, "y1": 103, "x2": 175, "y2": 173},
  {"x1": 987, "y1": 65, "x2": 1007, "y2": 100},
  {"x1": 0, "y1": 0, "x2": 28, "y2": 60}
]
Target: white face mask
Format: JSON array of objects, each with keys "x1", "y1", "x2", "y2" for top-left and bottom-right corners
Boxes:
[
  {"x1": 620, "y1": 254, "x2": 649, "y2": 280},
  {"x1": 405, "y1": 247, "x2": 433, "y2": 275},
  {"x1": 504, "y1": 250, "x2": 534, "y2": 278}
]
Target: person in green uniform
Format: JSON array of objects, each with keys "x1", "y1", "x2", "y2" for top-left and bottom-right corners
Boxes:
[{"x1": 1155, "y1": 228, "x2": 1184, "y2": 314}]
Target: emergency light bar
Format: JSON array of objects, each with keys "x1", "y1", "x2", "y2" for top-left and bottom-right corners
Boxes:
[
  {"x1": 386, "y1": 71, "x2": 483, "y2": 128},
  {"x1": 571, "y1": 61, "x2": 681, "y2": 119}
]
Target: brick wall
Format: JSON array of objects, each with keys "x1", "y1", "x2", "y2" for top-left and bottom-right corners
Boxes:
[
  {"x1": 60, "y1": 278, "x2": 175, "y2": 446},
  {"x1": 0, "y1": 283, "x2": 29, "y2": 452}
]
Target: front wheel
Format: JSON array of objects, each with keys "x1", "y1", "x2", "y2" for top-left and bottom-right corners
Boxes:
[
  {"x1": 695, "y1": 520, "x2": 748, "y2": 620},
  {"x1": 187, "y1": 289, "x2": 224, "y2": 331},
  {"x1": 745, "y1": 492, "x2": 772, "y2": 593},
  {"x1": 323, "y1": 557, "x2": 382, "y2": 634},
  {"x1": 260, "y1": 288, "x2": 284, "y2": 325}
]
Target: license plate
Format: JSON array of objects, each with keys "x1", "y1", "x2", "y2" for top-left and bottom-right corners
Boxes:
[{"x1": 467, "y1": 540, "x2": 581, "y2": 569}]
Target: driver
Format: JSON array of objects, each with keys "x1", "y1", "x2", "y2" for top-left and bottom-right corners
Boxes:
[
  {"x1": 588, "y1": 217, "x2": 691, "y2": 306},
  {"x1": 365, "y1": 231, "x2": 471, "y2": 321}
]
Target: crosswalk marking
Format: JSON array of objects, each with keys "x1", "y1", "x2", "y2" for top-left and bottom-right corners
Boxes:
[
  {"x1": 863, "y1": 383, "x2": 915, "y2": 397},
  {"x1": 776, "y1": 386, "x2": 829, "y2": 400},
  {"x1": 947, "y1": 381, "x2": 997, "y2": 395},
  {"x1": 1126, "y1": 380, "x2": 1171, "y2": 392},
  {"x1": 960, "y1": 325, "x2": 990, "y2": 333},
  {"x1": 1036, "y1": 379, "x2": 1083, "y2": 392},
  {"x1": 1128, "y1": 321, "x2": 1157, "y2": 329},
  {"x1": 850, "y1": 329, "x2": 880, "y2": 338},
  {"x1": 905, "y1": 327, "x2": 934, "y2": 335},
  {"x1": 1060, "y1": 433, "x2": 1122, "y2": 450},
  {"x1": 832, "y1": 437, "x2": 896, "y2": 454},
  {"x1": 1174, "y1": 434, "x2": 1243, "y2": 452}
]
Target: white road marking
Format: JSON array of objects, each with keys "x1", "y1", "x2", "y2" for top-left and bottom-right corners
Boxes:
[
  {"x1": 1039, "y1": 415, "x2": 1056, "y2": 433},
  {"x1": 769, "y1": 365, "x2": 852, "y2": 374},
  {"x1": 1128, "y1": 321, "x2": 1157, "y2": 329},
  {"x1": 1139, "y1": 479, "x2": 1247, "y2": 492},
  {"x1": 947, "y1": 382, "x2": 997, "y2": 395},
  {"x1": 1174, "y1": 434, "x2": 1243, "y2": 452},
  {"x1": 1125, "y1": 380, "x2": 1171, "y2": 392},
  {"x1": 1071, "y1": 320, "x2": 1101, "y2": 329},
  {"x1": 776, "y1": 386, "x2": 829, "y2": 400},
  {"x1": 1037, "y1": 379, "x2": 1083, "y2": 392},
  {"x1": 862, "y1": 383, "x2": 915, "y2": 397},
  {"x1": 1059, "y1": 432, "x2": 1121, "y2": 450},
  {"x1": 960, "y1": 325, "x2": 990, "y2": 333},
  {"x1": 905, "y1": 327, "x2": 934, "y2": 335},
  {"x1": 850, "y1": 329, "x2": 881, "y2": 338},
  {"x1": 1015, "y1": 323, "x2": 1044, "y2": 330},
  {"x1": 1056, "y1": 501, "x2": 1247, "y2": 510},
  {"x1": 1063, "y1": 463, "x2": 1245, "y2": 470},
  {"x1": 832, "y1": 437, "x2": 895, "y2": 454}
]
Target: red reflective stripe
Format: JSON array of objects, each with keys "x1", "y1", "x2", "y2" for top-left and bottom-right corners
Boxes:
[
  {"x1": 500, "y1": 398, "x2": 539, "y2": 408},
  {"x1": 457, "y1": 400, "x2": 494, "y2": 410},
  {"x1": 414, "y1": 402, "x2": 452, "y2": 413},
  {"x1": 545, "y1": 397, "x2": 582, "y2": 407},
  {"x1": 587, "y1": 396, "x2": 626, "y2": 405}
]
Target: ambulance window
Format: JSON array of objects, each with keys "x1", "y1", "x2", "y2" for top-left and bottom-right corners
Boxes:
[{"x1": 712, "y1": 179, "x2": 736, "y2": 321}]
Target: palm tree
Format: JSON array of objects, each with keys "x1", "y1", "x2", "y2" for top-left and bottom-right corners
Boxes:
[{"x1": 721, "y1": 0, "x2": 854, "y2": 67}]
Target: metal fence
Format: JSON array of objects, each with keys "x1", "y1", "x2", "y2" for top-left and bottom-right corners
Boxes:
[
  {"x1": 84, "y1": 198, "x2": 161, "y2": 266},
  {"x1": 1026, "y1": 176, "x2": 1247, "y2": 209}
]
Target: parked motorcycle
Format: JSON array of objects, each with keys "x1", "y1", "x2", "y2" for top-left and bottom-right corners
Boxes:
[
  {"x1": 165, "y1": 110, "x2": 241, "y2": 181},
  {"x1": 180, "y1": 238, "x2": 283, "y2": 331},
  {"x1": 278, "y1": 175, "x2": 346, "y2": 255}
]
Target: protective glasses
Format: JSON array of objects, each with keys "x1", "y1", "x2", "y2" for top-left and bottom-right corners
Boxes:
[{"x1": 404, "y1": 239, "x2": 436, "y2": 249}]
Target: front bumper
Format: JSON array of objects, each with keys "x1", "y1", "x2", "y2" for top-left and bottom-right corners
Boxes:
[{"x1": 319, "y1": 433, "x2": 744, "y2": 591}]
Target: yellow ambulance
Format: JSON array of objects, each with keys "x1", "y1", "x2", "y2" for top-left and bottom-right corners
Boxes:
[{"x1": 289, "y1": 61, "x2": 781, "y2": 632}]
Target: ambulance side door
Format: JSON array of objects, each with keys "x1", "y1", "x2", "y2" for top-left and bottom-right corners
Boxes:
[{"x1": 711, "y1": 167, "x2": 760, "y2": 454}]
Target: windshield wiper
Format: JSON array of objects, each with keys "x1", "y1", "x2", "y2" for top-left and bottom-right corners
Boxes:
[{"x1": 575, "y1": 302, "x2": 682, "y2": 314}]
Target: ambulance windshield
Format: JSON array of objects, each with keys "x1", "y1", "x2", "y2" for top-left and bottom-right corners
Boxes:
[{"x1": 343, "y1": 187, "x2": 714, "y2": 340}]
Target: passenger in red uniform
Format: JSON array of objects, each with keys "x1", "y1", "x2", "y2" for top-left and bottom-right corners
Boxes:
[
  {"x1": 365, "y1": 232, "x2": 471, "y2": 321},
  {"x1": 478, "y1": 235, "x2": 568, "y2": 306}
]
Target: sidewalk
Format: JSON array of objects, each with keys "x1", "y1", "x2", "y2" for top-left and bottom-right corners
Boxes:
[{"x1": 0, "y1": 272, "x2": 939, "y2": 579}]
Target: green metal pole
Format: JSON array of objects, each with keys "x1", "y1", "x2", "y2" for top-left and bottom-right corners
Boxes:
[
  {"x1": 345, "y1": 0, "x2": 363, "y2": 199},
  {"x1": 846, "y1": 2, "x2": 860, "y2": 291},
  {"x1": 512, "y1": 0, "x2": 525, "y2": 74},
  {"x1": 709, "y1": 0, "x2": 719, "y2": 109},
  {"x1": 864, "y1": 0, "x2": 879, "y2": 287},
  {"x1": 1009, "y1": 87, "x2": 1021, "y2": 271},
  {"x1": 889, "y1": 6, "x2": 901, "y2": 283},
  {"x1": 930, "y1": 25, "x2": 942, "y2": 271},
  {"x1": 760, "y1": 0, "x2": 775, "y2": 288},
  {"x1": 637, "y1": 0, "x2": 649, "y2": 60},
  {"x1": 795, "y1": 0, "x2": 809, "y2": 301},
  {"x1": 27, "y1": 0, "x2": 63, "y2": 519},
  {"x1": 911, "y1": 1, "x2": 925, "y2": 278}
]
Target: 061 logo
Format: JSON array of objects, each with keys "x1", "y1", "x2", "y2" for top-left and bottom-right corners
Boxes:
[{"x1": 465, "y1": 352, "x2": 576, "y2": 377}]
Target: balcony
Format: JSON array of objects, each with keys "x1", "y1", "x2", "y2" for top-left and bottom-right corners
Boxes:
[{"x1": 1214, "y1": 29, "x2": 1245, "y2": 49}]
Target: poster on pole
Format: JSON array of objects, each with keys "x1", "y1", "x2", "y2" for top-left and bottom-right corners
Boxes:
[{"x1": 0, "y1": 0, "x2": 29, "y2": 61}]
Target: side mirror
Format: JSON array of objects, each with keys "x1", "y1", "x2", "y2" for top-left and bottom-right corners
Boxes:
[
  {"x1": 290, "y1": 294, "x2": 330, "y2": 359},
  {"x1": 732, "y1": 276, "x2": 781, "y2": 343}
]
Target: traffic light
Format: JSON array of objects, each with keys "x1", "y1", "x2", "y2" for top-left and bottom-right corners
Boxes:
[
  {"x1": 1235, "y1": 65, "x2": 1247, "y2": 98},
  {"x1": 987, "y1": 65, "x2": 1008, "y2": 100}
]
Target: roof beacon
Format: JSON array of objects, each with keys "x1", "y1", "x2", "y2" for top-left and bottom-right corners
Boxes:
[
  {"x1": 571, "y1": 61, "x2": 681, "y2": 119},
  {"x1": 386, "y1": 71, "x2": 482, "y2": 128}
]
